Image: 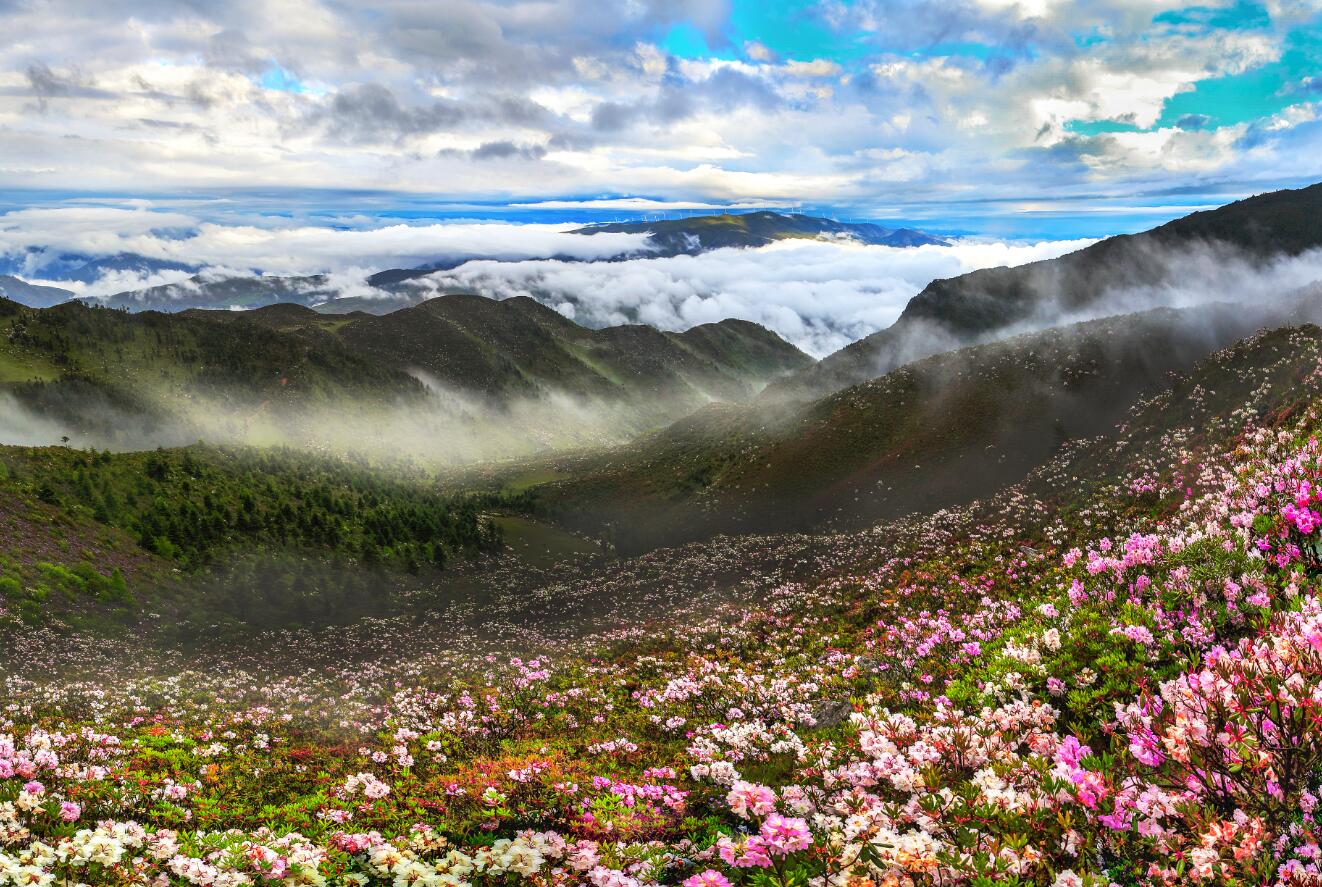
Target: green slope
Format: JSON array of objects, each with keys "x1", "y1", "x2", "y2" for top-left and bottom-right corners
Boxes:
[
  {"x1": 528, "y1": 299, "x2": 1312, "y2": 552},
  {"x1": 0, "y1": 442, "x2": 507, "y2": 629},
  {"x1": 192, "y1": 295, "x2": 814, "y2": 425},
  {"x1": 0, "y1": 296, "x2": 426, "y2": 448}
]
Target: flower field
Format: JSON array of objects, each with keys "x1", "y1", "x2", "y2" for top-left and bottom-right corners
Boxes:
[{"x1": 4, "y1": 326, "x2": 1322, "y2": 886}]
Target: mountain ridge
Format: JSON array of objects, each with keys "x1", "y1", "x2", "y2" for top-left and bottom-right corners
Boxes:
[
  {"x1": 771, "y1": 181, "x2": 1322, "y2": 399},
  {"x1": 2, "y1": 293, "x2": 811, "y2": 455},
  {"x1": 0, "y1": 275, "x2": 74, "y2": 309},
  {"x1": 523, "y1": 294, "x2": 1322, "y2": 552}
]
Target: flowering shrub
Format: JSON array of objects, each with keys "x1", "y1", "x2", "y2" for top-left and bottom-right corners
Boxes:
[{"x1": 3, "y1": 329, "x2": 1322, "y2": 885}]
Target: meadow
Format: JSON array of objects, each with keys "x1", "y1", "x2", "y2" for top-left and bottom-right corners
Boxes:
[{"x1": 3, "y1": 323, "x2": 1322, "y2": 886}]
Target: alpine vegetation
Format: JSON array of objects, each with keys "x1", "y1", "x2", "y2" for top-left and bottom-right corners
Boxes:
[{"x1": 3, "y1": 2, "x2": 1322, "y2": 886}]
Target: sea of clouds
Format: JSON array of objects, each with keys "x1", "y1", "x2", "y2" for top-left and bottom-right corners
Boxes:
[
  {"x1": 0, "y1": 205, "x2": 1095, "y2": 357},
  {"x1": 402, "y1": 238, "x2": 1095, "y2": 356}
]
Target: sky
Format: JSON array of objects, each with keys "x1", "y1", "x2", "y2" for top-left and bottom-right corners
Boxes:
[{"x1": 0, "y1": 0, "x2": 1319, "y2": 238}]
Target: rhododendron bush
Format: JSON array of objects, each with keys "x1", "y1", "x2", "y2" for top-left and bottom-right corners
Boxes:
[{"x1": 4, "y1": 333, "x2": 1322, "y2": 886}]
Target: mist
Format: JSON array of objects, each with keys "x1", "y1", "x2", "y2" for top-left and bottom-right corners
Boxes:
[
  {"x1": 8, "y1": 229, "x2": 1322, "y2": 467},
  {"x1": 784, "y1": 237, "x2": 1322, "y2": 389},
  {"x1": 0, "y1": 374, "x2": 714, "y2": 466},
  {"x1": 951, "y1": 240, "x2": 1322, "y2": 364},
  {"x1": 0, "y1": 392, "x2": 82, "y2": 447}
]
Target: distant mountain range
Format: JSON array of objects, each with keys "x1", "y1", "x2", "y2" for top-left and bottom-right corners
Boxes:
[
  {"x1": 0, "y1": 252, "x2": 196, "y2": 286},
  {"x1": 96, "y1": 274, "x2": 342, "y2": 313},
  {"x1": 571, "y1": 210, "x2": 949, "y2": 254},
  {"x1": 187, "y1": 296, "x2": 810, "y2": 409},
  {"x1": 0, "y1": 275, "x2": 73, "y2": 308},
  {"x1": 14, "y1": 184, "x2": 1322, "y2": 369},
  {"x1": 367, "y1": 211, "x2": 947, "y2": 287}
]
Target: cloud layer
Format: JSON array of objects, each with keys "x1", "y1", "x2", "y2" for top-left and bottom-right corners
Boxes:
[
  {"x1": 0, "y1": 0, "x2": 1316, "y2": 213},
  {"x1": 406, "y1": 238, "x2": 1094, "y2": 356},
  {"x1": 0, "y1": 206, "x2": 650, "y2": 294}
]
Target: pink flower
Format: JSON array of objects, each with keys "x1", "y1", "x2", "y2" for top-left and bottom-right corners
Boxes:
[
  {"x1": 1055, "y1": 736, "x2": 1091, "y2": 770},
  {"x1": 1128, "y1": 729, "x2": 1165, "y2": 767},
  {"x1": 22, "y1": 781, "x2": 44, "y2": 796},
  {"x1": 726, "y1": 781, "x2": 776, "y2": 819},
  {"x1": 684, "y1": 870, "x2": 732, "y2": 887},
  {"x1": 59, "y1": 801, "x2": 81, "y2": 822},
  {"x1": 1073, "y1": 770, "x2": 1108, "y2": 809},
  {"x1": 718, "y1": 836, "x2": 773, "y2": 869},
  {"x1": 760, "y1": 814, "x2": 813, "y2": 854}
]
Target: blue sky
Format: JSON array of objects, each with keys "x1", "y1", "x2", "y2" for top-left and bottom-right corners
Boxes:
[{"x1": 0, "y1": 0, "x2": 1319, "y2": 239}]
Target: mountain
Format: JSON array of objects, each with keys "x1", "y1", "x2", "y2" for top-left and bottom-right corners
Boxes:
[
  {"x1": 571, "y1": 211, "x2": 949, "y2": 255},
  {"x1": 0, "y1": 252, "x2": 197, "y2": 287},
  {"x1": 0, "y1": 275, "x2": 74, "y2": 308},
  {"x1": 522, "y1": 295, "x2": 1318, "y2": 552},
  {"x1": 71, "y1": 212, "x2": 945, "y2": 313},
  {"x1": 0, "y1": 296, "x2": 425, "y2": 448},
  {"x1": 189, "y1": 295, "x2": 813, "y2": 428},
  {"x1": 771, "y1": 181, "x2": 1322, "y2": 399},
  {"x1": 0, "y1": 293, "x2": 809, "y2": 454},
  {"x1": 57, "y1": 253, "x2": 198, "y2": 284},
  {"x1": 94, "y1": 273, "x2": 341, "y2": 311}
]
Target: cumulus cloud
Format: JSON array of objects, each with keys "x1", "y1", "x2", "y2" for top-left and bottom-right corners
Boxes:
[
  {"x1": 401, "y1": 238, "x2": 1094, "y2": 356},
  {"x1": 0, "y1": 0, "x2": 1313, "y2": 207}
]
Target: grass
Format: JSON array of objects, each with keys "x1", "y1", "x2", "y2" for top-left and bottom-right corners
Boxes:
[
  {"x1": 489, "y1": 514, "x2": 605, "y2": 569},
  {"x1": 502, "y1": 469, "x2": 570, "y2": 494},
  {"x1": 0, "y1": 341, "x2": 60, "y2": 382}
]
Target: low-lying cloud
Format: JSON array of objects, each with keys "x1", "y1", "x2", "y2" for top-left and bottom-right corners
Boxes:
[
  {"x1": 402, "y1": 238, "x2": 1096, "y2": 356},
  {"x1": 0, "y1": 380, "x2": 697, "y2": 465}
]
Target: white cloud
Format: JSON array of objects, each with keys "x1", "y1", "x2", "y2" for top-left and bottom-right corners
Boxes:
[
  {"x1": 508, "y1": 198, "x2": 787, "y2": 211},
  {"x1": 0, "y1": 205, "x2": 1096, "y2": 352},
  {"x1": 0, "y1": 0, "x2": 1310, "y2": 208},
  {"x1": 404, "y1": 237, "x2": 1095, "y2": 356},
  {"x1": 0, "y1": 207, "x2": 654, "y2": 291}
]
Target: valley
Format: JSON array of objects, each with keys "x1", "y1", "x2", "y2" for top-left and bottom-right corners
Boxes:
[{"x1": 5, "y1": 185, "x2": 1322, "y2": 886}]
